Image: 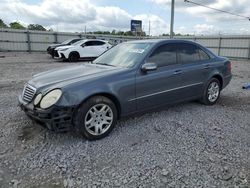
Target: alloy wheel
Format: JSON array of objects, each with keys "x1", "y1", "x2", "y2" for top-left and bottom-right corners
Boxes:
[
  {"x1": 84, "y1": 104, "x2": 113, "y2": 136},
  {"x1": 207, "y1": 82, "x2": 220, "y2": 102}
]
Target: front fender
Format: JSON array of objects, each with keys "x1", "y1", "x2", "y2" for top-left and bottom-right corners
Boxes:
[{"x1": 57, "y1": 84, "x2": 120, "y2": 107}]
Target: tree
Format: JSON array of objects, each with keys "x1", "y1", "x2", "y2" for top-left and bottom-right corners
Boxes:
[
  {"x1": 111, "y1": 30, "x2": 116, "y2": 35},
  {"x1": 116, "y1": 31, "x2": 124, "y2": 35},
  {"x1": 103, "y1": 31, "x2": 111, "y2": 35},
  {"x1": 9, "y1": 22, "x2": 26, "y2": 29},
  {"x1": 28, "y1": 24, "x2": 46, "y2": 31},
  {"x1": 124, "y1": 31, "x2": 133, "y2": 36},
  {"x1": 0, "y1": 19, "x2": 8, "y2": 28}
]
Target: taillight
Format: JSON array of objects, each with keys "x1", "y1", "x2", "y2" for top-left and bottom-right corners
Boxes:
[{"x1": 227, "y1": 61, "x2": 232, "y2": 72}]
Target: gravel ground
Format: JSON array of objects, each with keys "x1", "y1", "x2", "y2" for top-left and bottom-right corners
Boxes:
[{"x1": 0, "y1": 52, "x2": 249, "y2": 188}]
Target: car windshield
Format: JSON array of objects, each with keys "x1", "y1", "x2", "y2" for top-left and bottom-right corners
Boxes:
[
  {"x1": 93, "y1": 42, "x2": 153, "y2": 68},
  {"x1": 72, "y1": 40, "x2": 86, "y2": 46},
  {"x1": 62, "y1": 39, "x2": 74, "y2": 44}
]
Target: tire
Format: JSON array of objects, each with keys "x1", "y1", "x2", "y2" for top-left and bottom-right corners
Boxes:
[
  {"x1": 74, "y1": 96, "x2": 117, "y2": 140},
  {"x1": 201, "y1": 78, "x2": 221, "y2": 105},
  {"x1": 68, "y1": 52, "x2": 79, "y2": 62}
]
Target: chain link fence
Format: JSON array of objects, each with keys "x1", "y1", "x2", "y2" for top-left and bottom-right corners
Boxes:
[{"x1": 1, "y1": 28, "x2": 250, "y2": 59}]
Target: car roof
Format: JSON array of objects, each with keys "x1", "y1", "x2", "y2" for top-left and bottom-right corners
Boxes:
[
  {"x1": 126, "y1": 39, "x2": 198, "y2": 45},
  {"x1": 68, "y1": 38, "x2": 107, "y2": 43},
  {"x1": 84, "y1": 39, "x2": 108, "y2": 42}
]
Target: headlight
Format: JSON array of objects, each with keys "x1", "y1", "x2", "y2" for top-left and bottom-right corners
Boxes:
[
  {"x1": 34, "y1": 93, "x2": 42, "y2": 106},
  {"x1": 40, "y1": 89, "x2": 62, "y2": 109},
  {"x1": 60, "y1": 48, "x2": 69, "y2": 51}
]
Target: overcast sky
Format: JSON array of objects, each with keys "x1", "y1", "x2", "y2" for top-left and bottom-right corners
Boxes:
[{"x1": 0, "y1": 0, "x2": 250, "y2": 36}]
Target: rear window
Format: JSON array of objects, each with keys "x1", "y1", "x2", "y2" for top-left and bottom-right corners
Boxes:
[{"x1": 176, "y1": 43, "x2": 210, "y2": 63}]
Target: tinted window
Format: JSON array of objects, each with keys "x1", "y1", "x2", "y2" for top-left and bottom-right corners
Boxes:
[
  {"x1": 198, "y1": 48, "x2": 210, "y2": 60},
  {"x1": 93, "y1": 41, "x2": 105, "y2": 46},
  {"x1": 69, "y1": 39, "x2": 80, "y2": 45},
  {"x1": 177, "y1": 43, "x2": 200, "y2": 63},
  {"x1": 147, "y1": 44, "x2": 177, "y2": 67},
  {"x1": 84, "y1": 41, "x2": 105, "y2": 46},
  {"x1": 84, "y1": 41, "x2": 94, "y2": 46}
]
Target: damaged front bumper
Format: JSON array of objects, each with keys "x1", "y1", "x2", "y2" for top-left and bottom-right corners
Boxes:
[{"x1": 18, "y1": 96, "x2": 75, "y2": 132}]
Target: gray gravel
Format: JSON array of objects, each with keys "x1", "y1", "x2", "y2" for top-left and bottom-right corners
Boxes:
[{"x1": 0, "y1": 52, "x2": 249, "y2": 188}]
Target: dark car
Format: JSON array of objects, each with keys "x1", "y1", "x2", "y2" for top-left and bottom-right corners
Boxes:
[
  {"x1": 47, "y1": 38, "x2": 83, "y2": 57},
  {"x1": 19, "y1": 39, "x2": 232, "y2": 140}
]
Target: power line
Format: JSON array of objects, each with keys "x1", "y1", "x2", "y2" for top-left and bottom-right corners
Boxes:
[{"x1": 184, "y1": 0, "x2": 250, "y2": 21}]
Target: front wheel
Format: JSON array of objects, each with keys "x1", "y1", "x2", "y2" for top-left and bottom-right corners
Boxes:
[
  {"x1": 201, "y1": 78, "x2": 221, "y2": 105},
  {"x1": 68, "y1": 52, "x2": 80, "y2": 62},
  {"x1": 74, "y1": 96, "x2": 117, "y2": 140}
]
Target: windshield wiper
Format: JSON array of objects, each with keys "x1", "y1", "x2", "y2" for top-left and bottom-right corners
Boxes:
[{"x1": 95, "y1": 63, "x2": 116, "y2": 67}]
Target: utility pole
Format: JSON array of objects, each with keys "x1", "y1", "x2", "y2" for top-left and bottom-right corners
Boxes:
[
  {"x1": 148, "y1": 20, "x2": 151, "y2": 36},
  {"x1": 170, "y1": 0, "x2": 175, "y2": 38}
]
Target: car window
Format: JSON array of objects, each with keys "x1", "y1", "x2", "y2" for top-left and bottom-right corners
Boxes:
[
  {"x1": 94, "y1": 42, "x2": 153, "y2": 68},
  {"x1": 198, "y1": 48, "x2": 210, "y2": 60},
  {"x1": 147, "y1": 44, "x2": 177, "y2": 67},
  {"x1": 177, "y1": 43, "x2": 200, "y2": 63},
  {"x1": 84, "y1": 41, "x2": 105, "y2": 46},
  {"x1": 93, "y1": 41, "x2": 105, "y2": 46},
  {"x1": 84, "y1": 41, "x2": 93, "y2": 46},
  {"x1": 69, "y1": 39, "x2": 80, "y2": 45},
  {"x1": 62, "y1": 39, "x2": 73, "y2": 44}
]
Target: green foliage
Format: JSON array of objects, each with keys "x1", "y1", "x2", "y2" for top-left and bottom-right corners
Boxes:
[
  {"x1": 111, "y1": 30, "x2": 116, "y2": 35},
  {"x1": 0, "y1": 19, "x2": 8, "y2": 28},
  {"x1": 28, "y1": 24, "x2": 46, "y2": 31},
  {"x1": 116, "y1": 31, "x2": 124, "y2": 35},
  {"x1": 9, "y1": 22, "x2": 26, "y2": 29}
]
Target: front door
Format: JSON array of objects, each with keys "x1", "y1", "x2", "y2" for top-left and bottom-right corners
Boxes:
[
  {"x1": 135, "y1": 43, "x2": 185, "y2": 110},
  {"x1": 79, "y1": 41, "x2": 95, "y2": 58}
]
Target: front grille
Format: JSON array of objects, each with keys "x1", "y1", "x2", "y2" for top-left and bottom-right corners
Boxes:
[
  {"x1": 54, "y1": 50, "x2": 59, "y2": 57},
  {"x1": 22, "y1": 84, "x2": 36, "y2": 103}
]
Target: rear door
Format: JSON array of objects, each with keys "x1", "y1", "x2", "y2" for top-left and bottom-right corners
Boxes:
[
  {"x1": 79, "y1": 41, "x2": 95, "y2": 58},
  {"x1": 92, "y1": 41, "x2": 110, "y2": 56},
  {"x1": 135, "y1": 43, "x2": 185, "y2": 110},
  {"x1": 175, "y1": 43, "x2": 211, "y2": 98}
]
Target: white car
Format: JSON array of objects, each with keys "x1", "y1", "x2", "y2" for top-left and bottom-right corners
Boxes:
[{"x1": 54, "y1": 39, "x2": 112, "y2": 62}]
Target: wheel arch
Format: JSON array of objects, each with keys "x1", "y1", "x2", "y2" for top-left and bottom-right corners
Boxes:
[
  {"x1": 74, "y1": 92, "x2": 122, "y2": 120},
  {"x1": 211, "y1": 74, "x2": 223, "y2": 89},
  {"x1": 69, "y1": 51, "x2": 80, "y2": 58}
]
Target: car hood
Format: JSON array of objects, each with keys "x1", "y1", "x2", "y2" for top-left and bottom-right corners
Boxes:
[
  {"x1": 55, "y1": 45, "x2": 74, "y2": 50},
  {"x1": 29, "y1": 63, "x2": 122, "y2": 89},
  {"x1": 48, "y1": 44, "x2": 66, "y2": 48}
]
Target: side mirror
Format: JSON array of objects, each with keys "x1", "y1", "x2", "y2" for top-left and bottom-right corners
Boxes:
[
  {"x1": 141, "y1": 63, "x2": 157, "y2": 72},
  {"x1": 81, "y1": 44, "x2": 85, "y2": 48}
]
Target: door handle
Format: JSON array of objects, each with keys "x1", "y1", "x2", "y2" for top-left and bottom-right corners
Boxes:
[
  {"x1": 204, "y1": 64, "x2": 211, "y2": 69},
  {"x1": 173, "y1": 70, "x2": 183, "y2": 75}
]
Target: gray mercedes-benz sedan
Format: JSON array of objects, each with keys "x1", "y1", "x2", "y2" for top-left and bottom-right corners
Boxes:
[{"x1": 19, "y1": 39, "x2": 232, "y2": 140}]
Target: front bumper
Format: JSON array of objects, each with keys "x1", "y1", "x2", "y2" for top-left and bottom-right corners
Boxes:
[
  {"x1": 47, "y1": 47, "x2": 54, "y2": 56},
  {"x1": 18, "y1": 96, "x2": 75, "y2": 132},
  {"x1": 53, "y1": 50, "x2": 66, "y2": 59}
]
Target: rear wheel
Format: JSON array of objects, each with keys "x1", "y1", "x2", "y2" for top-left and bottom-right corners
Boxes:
[
  {"x1": 74, "y1": 96, "x2": 117, "y2": 140},
  {"x1": 68, "y1": 52, "x2": 80, "y2": 62},
  {"x1": 201, "y1": 78, "x2": 221, "y2": 105}
]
